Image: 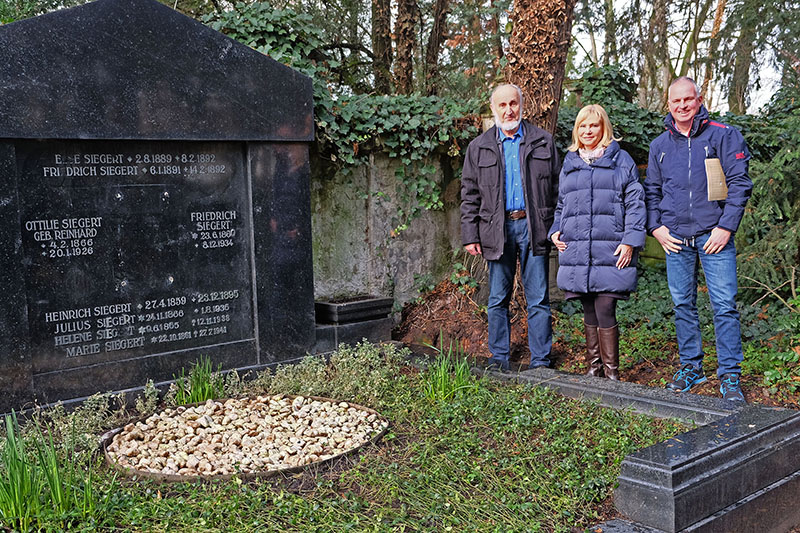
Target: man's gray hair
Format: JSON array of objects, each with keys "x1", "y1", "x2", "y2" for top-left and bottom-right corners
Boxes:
[
  {"x1": 669, "y1": 76, "x2": 701, "y2": 98},
  {"x1": 491, "y1": 83, "x2": 524, "y2": 108}
]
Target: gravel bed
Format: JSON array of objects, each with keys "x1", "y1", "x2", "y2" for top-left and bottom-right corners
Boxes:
[{"x1": 104, "y1": 394, "x2": 389, "y2": 481}]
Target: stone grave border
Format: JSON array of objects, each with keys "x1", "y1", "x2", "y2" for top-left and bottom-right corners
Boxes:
[{"x1": 472, "y1": 364, "x2": 800, "y2": 533}]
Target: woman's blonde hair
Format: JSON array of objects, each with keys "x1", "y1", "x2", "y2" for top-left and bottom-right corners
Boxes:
[{"x1": 568, "y1": 104, "x2": 620, "y2": 151}]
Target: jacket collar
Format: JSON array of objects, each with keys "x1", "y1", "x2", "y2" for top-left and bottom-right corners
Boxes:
[
  {"x1": 664, "y1": 105, "x2": 710, "y2": 138},
  {"x1": 476, "y1": 119, "x2": 547, "y2": 150},
  {"x1": 562, "y1": 140, "x2": 620, "y2": 172}
]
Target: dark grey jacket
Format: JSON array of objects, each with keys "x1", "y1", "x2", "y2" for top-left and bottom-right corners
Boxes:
[{"x1": 460, "y1": 120, "x2": 560, "y2": 260}]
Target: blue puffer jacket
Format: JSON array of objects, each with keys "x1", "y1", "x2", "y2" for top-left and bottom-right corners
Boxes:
[
  {"x1": 644, "y1": 106, "x2": 752, "y2": 238},
  {"x1": 548, "y1": 141, "x2": 646, "y2": 294}
]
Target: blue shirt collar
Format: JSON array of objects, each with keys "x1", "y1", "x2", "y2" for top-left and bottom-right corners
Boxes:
[{"x1": 497, "y1": 122, "x2": 524, "y2": 142}]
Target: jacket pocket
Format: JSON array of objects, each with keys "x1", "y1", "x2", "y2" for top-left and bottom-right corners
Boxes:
[
  {"x1": 540, "y1": 206, "x2": 555, "y2": 229},
  {"x1": 613, "y1": 202, "x2": 624, "y2": 232},
  {"x1": 531, "y1": 145, "x2": 551, "y2": 161},
  {"x1": 478, "y1": 149, "x2": 498, "y2": 168}
]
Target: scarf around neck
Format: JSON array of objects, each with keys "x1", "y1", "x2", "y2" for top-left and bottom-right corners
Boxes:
[{"x1": 579, "y1": 146, "x2": 605, "y2": 164}]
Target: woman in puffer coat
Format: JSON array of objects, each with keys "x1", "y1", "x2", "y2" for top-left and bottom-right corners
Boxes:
[{"x1": 549, "y1": 104, "x2": 646, "y2": 380}]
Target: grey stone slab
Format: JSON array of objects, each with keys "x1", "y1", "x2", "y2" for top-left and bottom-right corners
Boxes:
[
  {"x1": 592, "y1": 519, "x2": 662, "y2": 532},
  {"x1": 509, "y1": 367, "x2": 735, "y2": 424},
  {"x1": 684, "y1": 467, "x2": 800, "y2": 532},
  {"x1": 0, "y1": 0, "x2": 313, "y2": 141}
]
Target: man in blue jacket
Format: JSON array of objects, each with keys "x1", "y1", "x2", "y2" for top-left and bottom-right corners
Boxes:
[
  {"x1": 645, "y1": 77, "x2": 752, "y2": 402},
  {"x1": 461, "y1": 84, "x2": 560, "y2": 371}
]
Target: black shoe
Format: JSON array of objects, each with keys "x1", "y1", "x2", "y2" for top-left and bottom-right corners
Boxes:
[
  {"x1": 483, "y1": 358, "x2": 510, "y2": 373},
  {"x1": 666, "y1": 364, "x2": 707, "y2": 392},
  {"x1": 720, "y1": 373, "x2": 746, "y2": 402},
  {"x1": 526, "y1": 362, "x2": 550, "y2": 371}
]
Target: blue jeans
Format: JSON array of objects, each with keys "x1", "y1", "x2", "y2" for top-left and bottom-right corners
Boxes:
[
  {"x1": 487, "y1": 218, "x2": 552, "y2": 369},
  {"x1": 665, "y1": 232, "x2": 743, "y2": 376}
]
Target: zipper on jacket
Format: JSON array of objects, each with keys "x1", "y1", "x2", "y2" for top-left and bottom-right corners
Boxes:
[
  {"x1": 587, "y1": 166, "x2": 594, "y2": 292},
  {"x1": 687, "y1": 136, "x2": 693, "y2": 236}
]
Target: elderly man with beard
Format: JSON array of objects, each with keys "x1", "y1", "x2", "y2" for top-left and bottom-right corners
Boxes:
[{"x1": 460, "y1": 84, "x2": 561, "y2": 371}]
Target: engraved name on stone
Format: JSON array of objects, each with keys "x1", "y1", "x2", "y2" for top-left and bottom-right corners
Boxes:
[
  {"x1": 25, "y1": 217, "x2": 101, "y2": 258},
  {"x1": 43, "y1": 283, "x2": 245, "y2": 358},
  {"x1": 41, "y1": 151, "x2": 230, "y2": 180},
  {"x1": 190, "y1": 210, "x2": 237, "y2": 249},
  {"x1": 46, "y1": 303, "x2": 142, "y2": 357},
  {"x1": 43, "y1": 153, "x2": 137, "y2": 177}
]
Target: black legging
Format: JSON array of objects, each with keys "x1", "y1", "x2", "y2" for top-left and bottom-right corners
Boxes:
[{"x1": 580, "y1": 294, "x2": 618, "y2": 328}]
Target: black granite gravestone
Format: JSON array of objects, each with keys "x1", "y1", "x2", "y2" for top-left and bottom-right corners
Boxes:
[{"x1": 0, "y1": 0, "x2": 315, "y2": 412}]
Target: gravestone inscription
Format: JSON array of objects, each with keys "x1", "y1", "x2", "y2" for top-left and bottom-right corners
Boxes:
[
  {"x1": 20, "y1": 140, "x2": 253, "y2": 367},
  {"x1": 0, "y1": 0, "x2": 315, "y2": 411}
]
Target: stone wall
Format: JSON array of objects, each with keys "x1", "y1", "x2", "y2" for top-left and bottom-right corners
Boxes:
[{"x1": 311, "y1": 153, "x2": 463, "y2": 307}]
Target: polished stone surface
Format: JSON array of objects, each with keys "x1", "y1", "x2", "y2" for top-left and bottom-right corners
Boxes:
[
  {"x1": 513, "y1": 366, "x2": 734, "y2": 423},
  {"x1": 315, "y1": 317, "x2": 393, "y2": 354},
  {"x1": 615, "y1": 407, "x2": 800, "y2": 532},
  {"x1": 315, "y1": 297, "x2": 394, "y2": 324},
  {"x1": 0, "y1": 1, "x2": 315, "y2": 411},
  {"x1": 592, "y1": 520, "x2": 661, "y2": 532},
  {"x1": 0, "y1": 143, "x2": 34, "y2": 410},
  {"x1": 0, "y1": 0, "x2": 313, "y2": 142}
]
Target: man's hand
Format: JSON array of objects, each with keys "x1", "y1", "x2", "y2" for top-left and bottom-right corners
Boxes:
[
  {"x1": 652, "y1": 225, "x2": 682, "y2": 255},
  {"x1": 614, "y1": 244, "x2": 633, "y2": 269},
  {"x1": 550, "y1": 231, "x2": 567, "y2": 252},
  {"x1": 702, "y1": 227, "x2": 731, "y2": 254},
  {"x1": 464, "y1": 243, "x2": 483, "y2": 256}
]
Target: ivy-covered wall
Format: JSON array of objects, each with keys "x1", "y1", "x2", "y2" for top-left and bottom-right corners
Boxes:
[{"x1": 311, "y1": 153, "x2": 463, "y2": 306}]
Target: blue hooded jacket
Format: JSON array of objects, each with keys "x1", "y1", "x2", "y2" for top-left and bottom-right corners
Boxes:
[
  {"x1": 549, "y1": 141, "x2": 646, "y2": 294},
  {"x1": 644, "y1": 106, "x2": 752, "y2": 239}
]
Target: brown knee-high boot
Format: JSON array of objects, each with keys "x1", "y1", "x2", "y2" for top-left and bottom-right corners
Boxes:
[
  {"x1": 598, "y1": 324, "x2": 620, "y2": 381},
  {"x1": 584, "y1": 323, "x2": 604, "y2": 377}
]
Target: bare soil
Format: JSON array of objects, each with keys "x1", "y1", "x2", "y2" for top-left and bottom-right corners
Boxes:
[{"x1": 394, "y1": 279, "x2": 799, "y2": 410}]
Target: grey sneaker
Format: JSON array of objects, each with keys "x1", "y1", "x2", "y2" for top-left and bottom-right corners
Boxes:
[
  {"x1": 666, "y1": 364, "x2": 707, "y2": 392},
  {"x1": 720, "y1": 373, "x2": 746, "y2": 402}
]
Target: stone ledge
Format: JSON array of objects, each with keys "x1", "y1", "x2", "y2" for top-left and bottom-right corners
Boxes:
[{"x1": 480, "y1": 365, "x2": 736, "y2": 424}]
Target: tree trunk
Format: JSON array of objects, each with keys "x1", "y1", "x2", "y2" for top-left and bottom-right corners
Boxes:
[
  {"x1": 581, "y1": 0, "x2": 599, "y2": 65},
  {"x1": 425, "y1": 0, "x2": 451, "y2": 95},
  {"x1": 504, "y1": 0, "x2": 578, "y2": 134},
  {"x1": 728, "y1": 35, "x2": 755, "y2": 114},
  {"x1": 371, "y1": 0, "x2": 393, "y2": 94},
  {"x1": 637, "y1": 0, "x2": 671, "y2": 109},
  {"x1": 678, "y1": 0, "x2": 714, "y2": 78},
  {"x1": 701, "y1": 0, "x2": 726, "y2": 103},
  {"x1": 603, "y1": 0, "x2": 617, "y2": 64},
  {"x1": 394, "y1": 0, "x2": 418, "y2": 94}
]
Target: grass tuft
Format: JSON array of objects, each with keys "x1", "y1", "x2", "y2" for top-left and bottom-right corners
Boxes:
[
  {"x1": 423, "y1": 335, "x2": 477, "y2": 402},
  {"x1": 0, "y1": 412, "x2": 40, "y2": 532},
  {"x1": 172, "y1": 355, "x2": 226, "y2": 405}
]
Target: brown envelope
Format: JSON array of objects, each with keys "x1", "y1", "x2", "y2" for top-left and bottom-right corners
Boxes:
[{"x1": 705, "y1": 158, "x2": 728, "y2": 201}]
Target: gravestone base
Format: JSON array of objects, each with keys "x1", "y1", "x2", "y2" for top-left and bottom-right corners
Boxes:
[
  {"x1": 314, "y1": 317, "x2": 393, "y2": 354},
  {"x1": 614, "y1": 406, "x2": 800, "y2": 532}
]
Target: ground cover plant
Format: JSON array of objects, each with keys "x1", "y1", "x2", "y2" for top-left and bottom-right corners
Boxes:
[{"x1": 0, "y1": 342, "x2": 685, "y2": 532}]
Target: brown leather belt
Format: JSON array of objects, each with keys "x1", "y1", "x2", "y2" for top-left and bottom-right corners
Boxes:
[{"x1": 506, "y1": 210, "x2": 526, "y2": 220}]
